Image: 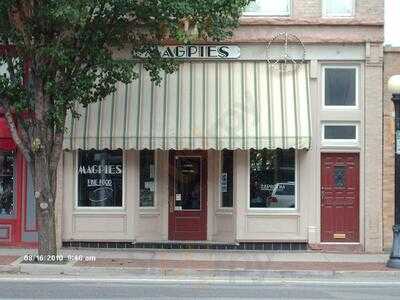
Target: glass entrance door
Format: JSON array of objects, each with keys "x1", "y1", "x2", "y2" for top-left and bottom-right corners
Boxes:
[
  {"x1": 174, "y1": 157, "x2": 201, "y2": 211},
  {"x1": 169, "y1": 151, "x2": 207, "y2": 241}
]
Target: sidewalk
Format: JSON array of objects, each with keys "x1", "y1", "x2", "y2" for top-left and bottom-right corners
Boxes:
[{"x1": 0, "y1": 248, "x2": 399, "y2": 281}]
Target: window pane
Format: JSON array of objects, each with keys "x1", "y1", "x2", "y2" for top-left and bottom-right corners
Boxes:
[
  {"x1": 78, "y1": 150, "x2": 123, "y2": 207},
  {"x1": 245, "y1": 0, "x2": 290, "y2": 15},
  {"x1": 325, "y1": 68, "x2": 356, "y2": 106},
  {"x1": 0, "y1": 152, "x2": 15, "y2": 216},
  {"x1": 324, "y1": 0, "x2": 354, "y2": 16},
  {"x1": 250, "y1": 149, "x2": 295, "y2": 208},
  {"x1": 221, "y1": 150, "x2": 233, "y2": 208},
  {"x1": 175, "y1": 157, "x2": 201, "y2": 210},
  {"x1": 324, "y1": 125, "x2": 356, "y2": 140},
  {"x1": 140, "y1": 150, "x2": 155, "y2": 207}
]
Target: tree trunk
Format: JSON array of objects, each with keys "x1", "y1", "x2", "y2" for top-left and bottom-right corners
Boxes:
[{"x1": 31, "y1": 153, "x2": 58, "y2": 258}]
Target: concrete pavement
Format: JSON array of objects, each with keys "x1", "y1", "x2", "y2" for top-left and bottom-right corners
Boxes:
[{"x1": 0, "y1": 248, "x2": 398, "y2": 281}]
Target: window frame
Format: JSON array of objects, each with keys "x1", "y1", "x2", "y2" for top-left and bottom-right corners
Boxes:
[
  {"x1": 321, "y1": 123, "x2": 360, "y2": 147},
  {"x1": 219, "y1": 150, "x2": 234, "y2": 210},
  {"x1": 242, "y1": 0, "x2": 292, "y2": 17},
  {"x1": 74, "y1": 150, "x2": 126, "y2": 210},
  {"x1": 322, "y1": 0, "x2": 355, "y2": 18},
  {"x1": 247, "y1": 150, "x2": 298, "y2": 211},
  {"x1": 322, "y1": 65, "x2": 359, "y2": 110},
  {"x1": 139, "y1": 150, "x2": 157, "y2": 209}
]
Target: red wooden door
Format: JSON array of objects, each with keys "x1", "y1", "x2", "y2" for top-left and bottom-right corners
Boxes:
[
  {"x1": 321, "y1": 153, "x2": 359, "y2": 242},
  {"x1": 168, "y1": 151, "x2": 207, "y2": 240}
]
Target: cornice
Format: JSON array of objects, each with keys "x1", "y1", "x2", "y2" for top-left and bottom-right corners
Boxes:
[{"x1": 239, "y1": 17, "x2": 384, "y2": 27}]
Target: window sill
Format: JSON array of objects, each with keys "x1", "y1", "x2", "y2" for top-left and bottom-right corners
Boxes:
[
  {"x1": 246, "y1": 210, "x2": 300, "y2": 216},
  {"x1": 73, "y1": 209, "x2": 126, "y2": 214},
  {"x1": 216, "y1": 209, "x2": 234, "y2": 215},
  {"x1": 320, "y1": 143, "x2": 360, "y2": 149},
  {"x1": 139, "y1": 210, "x2": 160, "y2": 216}
]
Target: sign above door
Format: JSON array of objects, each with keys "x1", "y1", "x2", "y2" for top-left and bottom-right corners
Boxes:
[{"x1": 159, "y1": 45, "x2": 240, "y2": 59}]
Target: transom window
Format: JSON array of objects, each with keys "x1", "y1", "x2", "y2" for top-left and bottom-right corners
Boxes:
[
  {"x1": 139, "y1": 150, "x2": 155, "y2": 208},
  {"x1": 322, "y1": 0, "x2": 355, "y2": 17},
  {"x1": 323, "y1": 66, "x2": 358, "y2": 108},
  {"x1": 77, "y1": 150, "x2": 123, "y2": 207},
  {"x1": 322, "y1": 123, "x2": 359, "y2": 147},
  {"x1": 249, "y1": 149, "x2": 296, "y2": 209},
  {"x1": 244, "y1": 0, "x2": 291, "y2": 16}
]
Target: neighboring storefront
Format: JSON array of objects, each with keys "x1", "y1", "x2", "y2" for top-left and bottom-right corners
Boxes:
[{"x1": 0, "y1": 114, "x2": 37, "y2": 246}]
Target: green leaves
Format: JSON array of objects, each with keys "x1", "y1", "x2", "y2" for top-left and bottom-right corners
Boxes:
[{"x1": 0, "y1": 0, "x2": 252, "y2": 131}]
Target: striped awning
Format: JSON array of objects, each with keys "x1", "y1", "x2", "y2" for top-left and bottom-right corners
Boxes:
[{"x1": 63, "y1": 62, "x2": 311, "y2": 150}]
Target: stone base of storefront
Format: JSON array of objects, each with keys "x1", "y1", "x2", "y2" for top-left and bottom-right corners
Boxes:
[{"x1": 62, "y1": 240, "x2": 308, "y2": 251}]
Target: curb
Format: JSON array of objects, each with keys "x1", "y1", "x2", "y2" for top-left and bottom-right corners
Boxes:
[{"x1": 6, "y1": 264, "x2": 400, "y2": 281}]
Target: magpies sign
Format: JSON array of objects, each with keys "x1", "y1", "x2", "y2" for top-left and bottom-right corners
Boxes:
[{"x1": 159, "y1": 45, "x2": 240, "y2": 59}]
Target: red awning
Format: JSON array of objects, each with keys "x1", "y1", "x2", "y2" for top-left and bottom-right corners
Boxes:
[{"x1": 0, "y1": 117, "x2": 16, "y2": 150}]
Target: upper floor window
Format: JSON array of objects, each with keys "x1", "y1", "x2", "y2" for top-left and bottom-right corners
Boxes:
[
  {"x1": 322, "y1": 0, "x2": 355, "y2": 17},
  {"x1": 244, "y1": 0, "x2": 291, "y2": 16},
  {"x1": 323, "y1": 66, "x2": 358, "y2": 108}
]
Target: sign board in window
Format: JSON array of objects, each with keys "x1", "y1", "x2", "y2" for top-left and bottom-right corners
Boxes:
[
  {"x1": 159, "y1": 45, "x2": 240, "y2": 59},
  {"x1": 140, "y1": 150, "x2": 155, "y2": 207},
  {"x1": 77, "y1": 150, "x2": 123, "y2": 207}
]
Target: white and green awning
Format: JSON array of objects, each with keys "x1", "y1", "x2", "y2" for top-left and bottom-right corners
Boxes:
[{"x1": 63, "y1": 62, "x2": 311, "y2": 150}]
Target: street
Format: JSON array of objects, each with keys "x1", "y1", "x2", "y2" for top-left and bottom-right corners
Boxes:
[{"x1": 0, "y1": 277, "x2": 400, "y2": 299}]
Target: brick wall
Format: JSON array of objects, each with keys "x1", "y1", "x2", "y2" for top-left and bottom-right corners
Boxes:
[
  {"x1": 236, "y1": 0, "x2": 384, "y2": 44},
  {"x1": 383, "y1": 48, "x2": 400, "y2": 250}
]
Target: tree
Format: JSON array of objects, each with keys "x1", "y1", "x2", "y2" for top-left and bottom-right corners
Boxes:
[{"x1": 0, "y1": 0, "x2": 251, "y2": 257}]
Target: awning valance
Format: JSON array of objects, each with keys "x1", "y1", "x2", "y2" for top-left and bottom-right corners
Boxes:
[{"x1": 63, "y1": 62, "x2": 311, "y2": 150}]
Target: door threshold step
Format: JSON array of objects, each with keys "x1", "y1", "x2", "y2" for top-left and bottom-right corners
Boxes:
[{"x1": 62, "y1": 241, "x2": 308, "y2": 251}]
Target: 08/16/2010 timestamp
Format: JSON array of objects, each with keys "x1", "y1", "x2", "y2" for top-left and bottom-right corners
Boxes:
[{"x1": 23, "y1": 254, "x2": 96, "y2": 262}]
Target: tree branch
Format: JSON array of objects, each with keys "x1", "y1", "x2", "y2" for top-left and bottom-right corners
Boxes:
[{"x1": 2, "y1": 103, "x2": 32, "y2": 162}]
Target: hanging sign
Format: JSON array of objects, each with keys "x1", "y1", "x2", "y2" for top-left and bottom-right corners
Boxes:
[
  {"x1": 159, "y1": 45, "x2": 240, "y2": 59},
  {"x1": 396, "y1": 130, "x2": 400, "y2": 155},
  {"x1": 220, "y1": 173, "x2": 228, "y2": 193}
]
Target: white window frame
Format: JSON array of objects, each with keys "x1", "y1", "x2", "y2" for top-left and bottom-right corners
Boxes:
[
  {"x1": 242, "y1": 0, "x2": 292, "y2": 17},
  {"x1": 219, "y1": 151, "x2": 234, "y2": 210},
  {"x1": 139, "y1": 150, "x2": 157, "y2": 209},
  {"x1": 75, "y1": 150, "x2": 126, "y2": 210},
  {"x1": 322, "y1": 65, "x2": 359, "y2": 110},
  {"x1": 321, "y1": 123, "x2": 360, "y2": 147},
  {"x1": 322, "y1": 0, "x2": 355, "y2": 18},
  {"x1": 247, "y1": 150, "x2": 298, "y2": 211}
]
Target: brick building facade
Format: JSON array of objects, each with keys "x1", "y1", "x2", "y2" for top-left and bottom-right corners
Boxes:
[
  {"x1": 1, "y1": 0, "x2": 392, "y2": 253},
  {"x1": 383, "y1": 47, "x2": 400, "y2": 250}
]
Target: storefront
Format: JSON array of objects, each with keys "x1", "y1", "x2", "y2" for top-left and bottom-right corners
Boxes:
[
  {"x1": 60, "y1": 40, "x2": 381, "y2": 251},
  {"x1": 0, "y1": 115, "x2": 37, "y2": 246}
]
